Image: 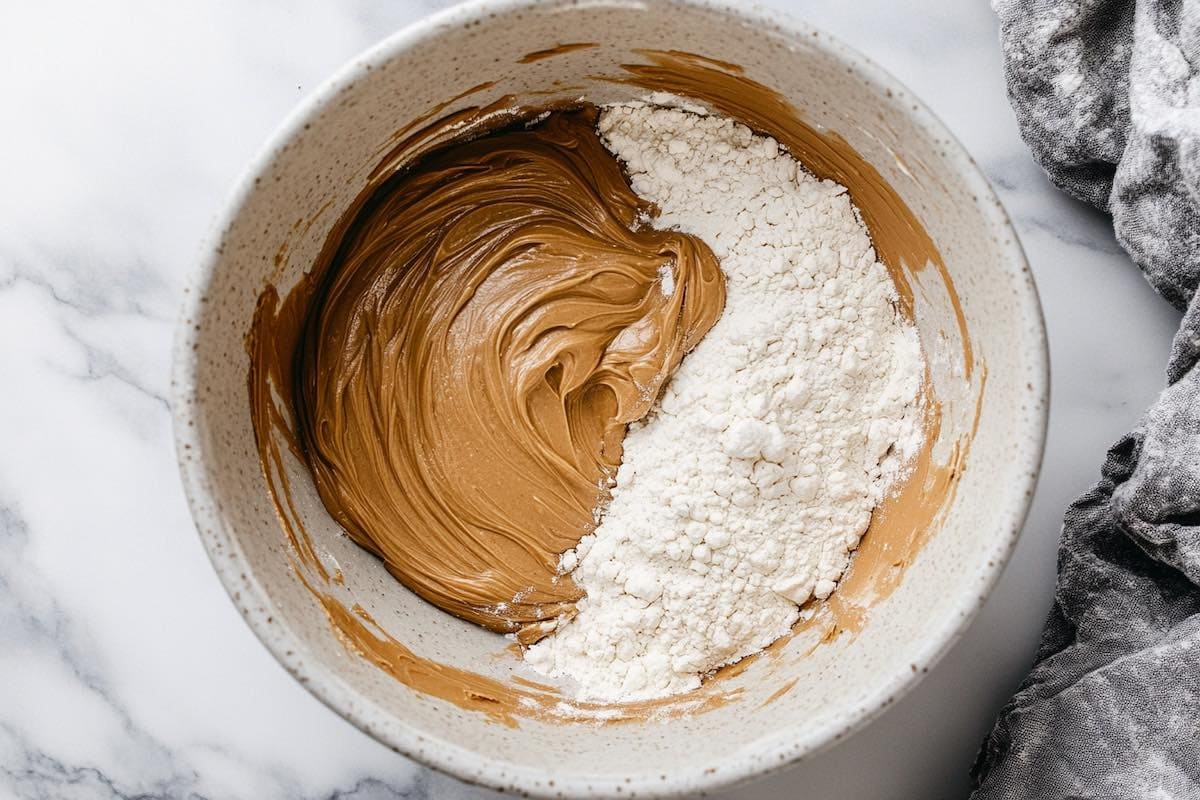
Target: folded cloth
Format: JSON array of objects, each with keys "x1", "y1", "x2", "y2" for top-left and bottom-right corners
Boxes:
[{"x1": 973, "y1": 2, "x2": 1200, "y2": 797}]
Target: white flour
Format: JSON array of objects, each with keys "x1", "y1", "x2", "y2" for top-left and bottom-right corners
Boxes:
[{"x1": 524, "y1": 103, "x2": 924, "y2": 702}]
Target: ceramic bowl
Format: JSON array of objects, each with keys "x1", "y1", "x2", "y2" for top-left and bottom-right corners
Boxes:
[{"x1": 173, "y1": 1, "x2": 1048, "y2": 796}]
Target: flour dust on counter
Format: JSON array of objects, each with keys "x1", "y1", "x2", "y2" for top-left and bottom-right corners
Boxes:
[{"x1": 525, "y1": 103, "x2": 925, "y2": 702}]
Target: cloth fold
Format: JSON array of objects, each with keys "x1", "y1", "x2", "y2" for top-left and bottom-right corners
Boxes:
[{"x1": 973, "y1": 1, "x2": 1200, "y2": 797}]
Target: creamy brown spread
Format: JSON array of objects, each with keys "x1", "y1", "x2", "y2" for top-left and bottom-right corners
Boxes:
[
  {"x1": 517, "y1": 42, "x2": 598, "y2": 63},
  {"x1": 292, "y1": 108, "x2": 724, "y2": 642},
  {"x1": 248, "y1": 49, "x2": 980, "y2": 724}
]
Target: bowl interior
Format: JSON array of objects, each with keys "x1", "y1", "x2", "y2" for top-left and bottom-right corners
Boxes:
[{"x1": 176, "y1": 2, "x2": 1045, "y2": 795}]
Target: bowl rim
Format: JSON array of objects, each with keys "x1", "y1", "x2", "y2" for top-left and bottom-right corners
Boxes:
[{"x1": 171, "y1": 0, "x2": 1050, "y2": 796}]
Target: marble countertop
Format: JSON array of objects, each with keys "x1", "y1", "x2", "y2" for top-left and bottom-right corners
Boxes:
[{"x1": 0, "y1": 1, "x2": 1180, "y2": 798}]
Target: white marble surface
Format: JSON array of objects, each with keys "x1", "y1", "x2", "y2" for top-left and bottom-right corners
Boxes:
[{"x1": 0, "y1": 2, "x2": 1182, "y2": 798}]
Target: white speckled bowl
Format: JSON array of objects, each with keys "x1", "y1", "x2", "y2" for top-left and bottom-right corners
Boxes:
[{"x1": 173, "y1": 1, "x2": 1048, "y2": 796}]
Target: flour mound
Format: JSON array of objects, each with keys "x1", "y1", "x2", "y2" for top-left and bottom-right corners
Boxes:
[{"x1": 524, "y1": 104, "x2": 924, "y2": 702}]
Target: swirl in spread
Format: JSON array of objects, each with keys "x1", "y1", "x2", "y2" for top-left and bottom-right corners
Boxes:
[{"x1": 294, "y1": 109, "x2": 725, "y2": 641}]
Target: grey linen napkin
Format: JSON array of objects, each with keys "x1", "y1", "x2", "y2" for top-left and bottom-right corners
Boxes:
[{"x1": 972, "y1": 1, "x2": 1200, "y2": 797}]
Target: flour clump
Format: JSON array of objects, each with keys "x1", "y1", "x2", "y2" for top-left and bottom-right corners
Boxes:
[{"x1": 524, "y1": 103, "x2": 924, "y2": 702}]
